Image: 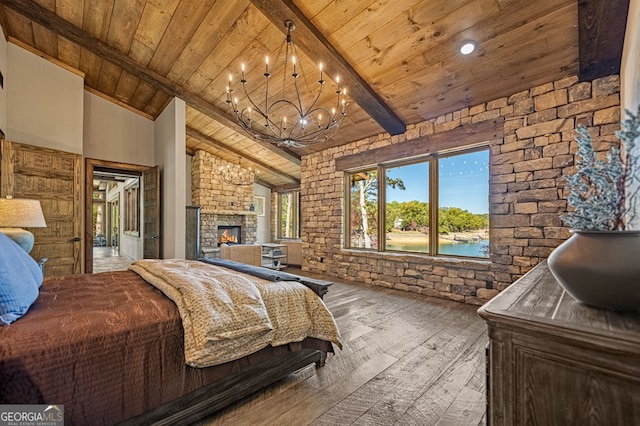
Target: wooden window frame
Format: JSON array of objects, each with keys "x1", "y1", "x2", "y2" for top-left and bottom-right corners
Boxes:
[
  {"x1": 344, "y1": 146, "x2": 490, "y2": 259},
  {"x1": 124, "y1": 181, "x2": 140, "y2": 236},
  {"x1": 277, "y1": 190, "x2": 301, "y2": 240}
]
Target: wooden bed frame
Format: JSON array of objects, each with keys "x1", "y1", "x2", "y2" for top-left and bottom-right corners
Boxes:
[
  {"x1": 119, "y1": 349, "x2": 327, "y2": 426},
  {"x1": 120, "y1": 264, "x2": 334, "y2": 425}
]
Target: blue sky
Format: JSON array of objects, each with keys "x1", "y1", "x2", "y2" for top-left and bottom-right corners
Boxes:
[{"x1": 386, "y1": 150, "x2": 489, "y2": 214}]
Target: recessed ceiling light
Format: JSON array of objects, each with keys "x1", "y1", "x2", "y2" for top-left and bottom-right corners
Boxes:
[{"x1": 460, "y1": 41, "x2": 476, "y2": 55}]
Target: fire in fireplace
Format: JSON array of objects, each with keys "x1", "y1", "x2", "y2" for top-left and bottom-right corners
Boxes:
[{"x1": 218, "y1": 225, "x2": 241, "y2": 245}]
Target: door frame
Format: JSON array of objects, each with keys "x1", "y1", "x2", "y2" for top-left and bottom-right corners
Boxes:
[{"x1": 85, "y1": 158, "x2": 151, "y2": 273}]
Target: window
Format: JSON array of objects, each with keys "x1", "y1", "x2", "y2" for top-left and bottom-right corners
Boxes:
[
  {"x1": 346, "y1": 147, "x2": 489, "y2": 258},
  {"x1": 124, "y1": 181, "x2": 140, "y2": 236},
  {"x1": 349, "y1": 169, "x2": 378, "y2": 249},
  {"x1": 385, "y1": 161, "x2": 429, "y2": 253},
  {"x1": 278, "y1": 190, "x2": 300, "y2": 239}
]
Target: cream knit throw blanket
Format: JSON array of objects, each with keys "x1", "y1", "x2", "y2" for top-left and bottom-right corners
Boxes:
[{"x1": 130, "y1": 259, "x2": 341, "y2": 367}]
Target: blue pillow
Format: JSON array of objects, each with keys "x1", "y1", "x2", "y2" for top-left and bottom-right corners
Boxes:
[{"x1": 0, "y1": 232, "x2": 43, "y2": 325}]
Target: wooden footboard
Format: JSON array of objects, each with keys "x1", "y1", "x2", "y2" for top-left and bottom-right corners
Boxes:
[{"x1": 117, "y1": 349, "x2": 327, "y2": 426}]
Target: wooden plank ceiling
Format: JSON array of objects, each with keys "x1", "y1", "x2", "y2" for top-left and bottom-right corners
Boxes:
[{"x1": 0, "y1": 0, "x2": 629, "y2": 188}]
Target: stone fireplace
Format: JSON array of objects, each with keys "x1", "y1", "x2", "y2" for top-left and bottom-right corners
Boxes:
[
  {"x1": 199, "y1": 211, "x2": 257, "y2": 255},
  {"x1": 191, "y1": 149, "x2": 260, "y2": 256}
]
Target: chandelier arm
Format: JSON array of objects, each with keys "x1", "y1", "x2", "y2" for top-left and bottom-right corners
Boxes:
[
  {"x1": 292, "y1": 73, "x2": 305, "y2": 119},
  {"x1": 307, "y1": 105, "x2": 336, "y2": 130},
  {"x1": 264, "y1": 71, "x2": 270, "y2": 132},
  {"x1": 267, "y1": 98, "x2": 303, "y2": 142},
  {"x1": 300, "y1": 79, "x2": 325, "y2": 121},
  {"x1": 240, "y1": 82, "x2": 269, "y2": 120},
  {"x1": 334, "y1": 89, "x2": 344, "y2": 122},
  {"x1": 289, "y1": 42, "x2": 306, "y2": 117},
  {"x1": 287, "y1": 108, "x2": 344, "y2": 143},
  {"x1": 252, "y1": 98, "x2": 299, "y2": 140},
  {"x1": 280, "y1": 27, "x2": 291, "y2": 138},
  {"x1": 239, "y1": 83, "x2": 287, "y2": 142}
]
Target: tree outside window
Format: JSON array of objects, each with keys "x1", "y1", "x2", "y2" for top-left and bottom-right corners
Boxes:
[
  {"x1": 279, "y1": 190, "x2": 300, "y2": 239},
  {"x1": 349, "y1": 170, "x2": 378, "y2": 249}
]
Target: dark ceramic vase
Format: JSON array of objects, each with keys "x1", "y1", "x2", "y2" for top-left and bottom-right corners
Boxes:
[{"x1": 547, "y1": 230, "x2": 640, "y2": 311}]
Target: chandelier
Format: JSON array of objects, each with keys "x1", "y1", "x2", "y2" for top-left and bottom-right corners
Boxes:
[
  {"x1": 218, "y1": 157, "x2": 259, "y2": 186},
  {"x1": 226, "y1": 20, "x2": 347, "y2": 148}
]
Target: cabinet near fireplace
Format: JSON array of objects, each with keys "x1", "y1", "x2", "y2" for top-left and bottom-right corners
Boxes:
[{"x1": 478, "y1": 261, "x2": 640, "y2": 425}]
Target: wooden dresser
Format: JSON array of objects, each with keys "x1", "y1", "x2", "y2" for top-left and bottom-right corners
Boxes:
[{"x1": 478, "y1": 261, "x2": 640, "y2": 425}]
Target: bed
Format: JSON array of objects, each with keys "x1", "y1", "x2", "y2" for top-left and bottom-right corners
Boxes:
[{"x1": 0, "y1": 238, "x2": 341, "y2": 426}]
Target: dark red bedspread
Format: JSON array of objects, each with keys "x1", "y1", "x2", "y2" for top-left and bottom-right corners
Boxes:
[{"x1": 0, "y1": 270, "x2": 331, "y2": 425}]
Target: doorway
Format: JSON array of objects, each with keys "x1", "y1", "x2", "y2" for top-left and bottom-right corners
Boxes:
[
  {"x1": 85, "y1": 159, "x2": 160, "y2": 273},
  {"x1": 92, "y1": 171, "x2": 140, "y2": 273}
]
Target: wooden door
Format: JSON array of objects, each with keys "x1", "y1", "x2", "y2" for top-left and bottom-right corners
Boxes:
[
  {"x1": 0, "y1": 140, "x2": 82, "y2": 276},
  {"x1": 143, "y1": 166, "x2": 160, "y2": 259}
]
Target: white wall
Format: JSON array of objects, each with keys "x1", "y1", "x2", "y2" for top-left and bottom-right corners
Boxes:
[
  {"x1": 83, "y1": 91, "x2": 155, "y2": 165},
  {"x1": 254, "y1": 183, "x2": 271, "y2": 243},
  {"x1": 155, "y1": 97, "x2": 186, "y2": 258},
  {"x1": 0, "y1": 28, "x2": 7, "y2": 136},
  {"x1": 623, "y1": 0, "x2": 640, "y2": 229},
  {"x1": 6, "y1": 43, "x2": 83, "y2": 154}
]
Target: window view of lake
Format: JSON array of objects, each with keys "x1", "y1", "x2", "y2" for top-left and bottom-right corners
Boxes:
[
  {"x1": 349, "y1": 149, "x2": 490, "y2": 259},
  {"x1": 386, "y1": 238, "x2": 489, "y2": 258}
]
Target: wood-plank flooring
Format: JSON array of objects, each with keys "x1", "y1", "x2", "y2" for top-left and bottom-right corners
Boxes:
[
  {"x1": 199, "y1": 268, "x2": 488, "y2": 426},
  {"x1": 92, "y1": 246, "x2": 134, "y2": 273}
]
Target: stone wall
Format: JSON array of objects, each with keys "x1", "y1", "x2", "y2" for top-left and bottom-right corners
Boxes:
[
  {"x1": 301, "y1": 74, "x2": 621, "y2": 305},
  {"x1": 191, "y1": 150, "x2": 257, "y2": 253},
  {"x1": 191, "y1": 150, "x2": 256, "y2": 211}
]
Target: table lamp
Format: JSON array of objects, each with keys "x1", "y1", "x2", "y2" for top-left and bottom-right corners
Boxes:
[{"x1": 0, "y1": 197, "x2": 47, "y2": 253}]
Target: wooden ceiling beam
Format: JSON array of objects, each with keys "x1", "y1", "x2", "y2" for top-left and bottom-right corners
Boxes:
[
  {"x1": 0, "y1": 0, "x2": 301, "y2": 166},
  {"x1": 272, "y1": 183, "x2": 301, "y2": 193},
  {"x1": 578, "y1": 0, "x2": 630, "y2": 81},
  {"x1": 186, "y1": 127, "x2": 300, "y2": 185},
  {"x1": 250, "y1": 0, "x2": 406, "y2": 136},
  {"x1": 335, "y1": 118, "x2": 504, "y2": 171}
]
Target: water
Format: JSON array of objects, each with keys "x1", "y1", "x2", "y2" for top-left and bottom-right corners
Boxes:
[
  {"x1": 438, "y1": 242, "x2": 488, "y2": 258},
  {"x1": 386, "y1": 241, "x2": 488, "y2": 258}
]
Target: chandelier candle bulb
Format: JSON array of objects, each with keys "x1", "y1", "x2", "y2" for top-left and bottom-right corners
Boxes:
[
  {"x1": 241, "y1": 63, "x2": 245, "y2": 81},
  {"x1": 319, "y1": 63, "x2": 323, "y2": 81}
]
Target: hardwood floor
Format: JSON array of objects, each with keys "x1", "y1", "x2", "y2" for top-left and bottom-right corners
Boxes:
[
  {"x1": 92, "y1": 246, "x2": 134, "y2": 273},
  {"x1": 199, "y1": 268, "x2": 488, "y2": 426}
]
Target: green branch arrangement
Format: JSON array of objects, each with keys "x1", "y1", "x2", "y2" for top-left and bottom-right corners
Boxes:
[{"x1": 561, "y1": 106, "x2": 640, "y2": 231}]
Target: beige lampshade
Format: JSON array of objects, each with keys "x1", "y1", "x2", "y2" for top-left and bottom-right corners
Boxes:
[{"x1": 0, "y1": 198, "x2": 47, "y2": 228}]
